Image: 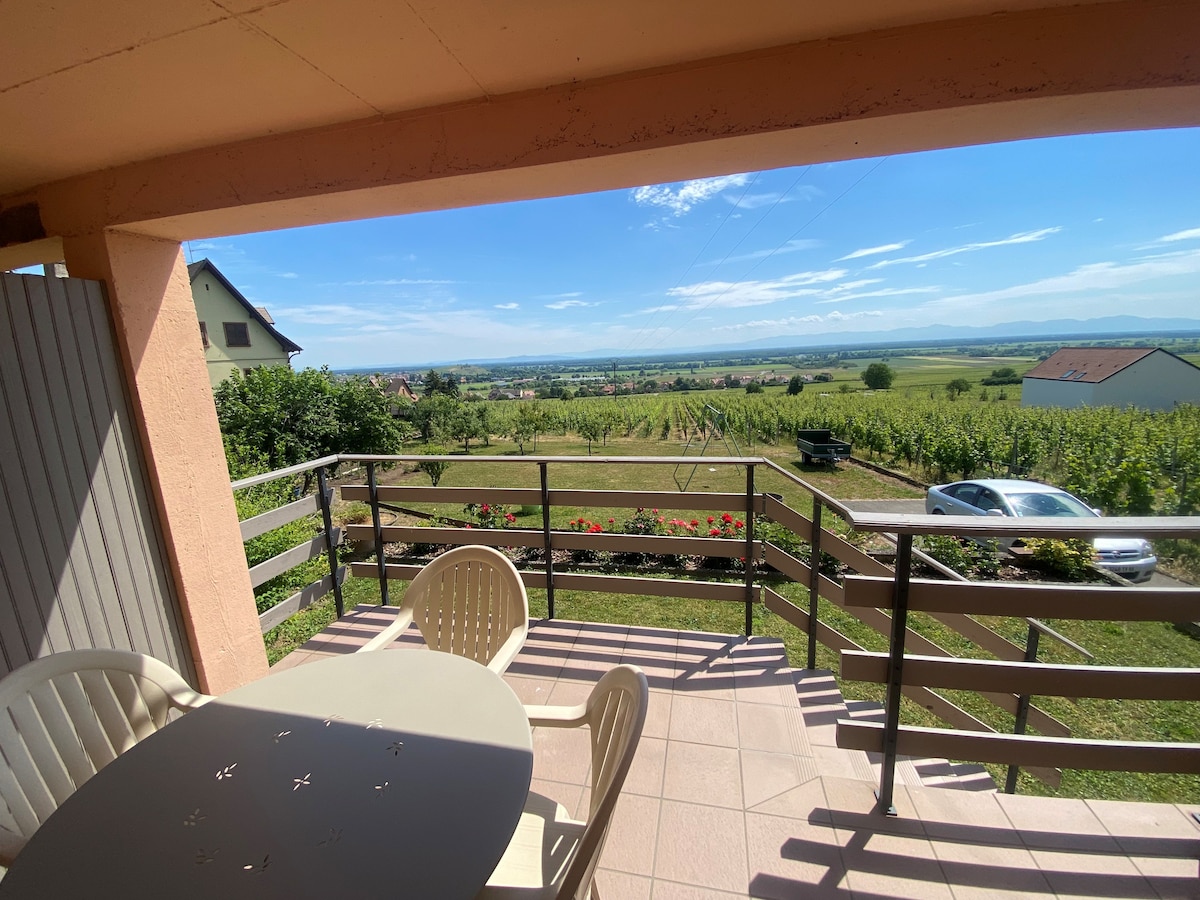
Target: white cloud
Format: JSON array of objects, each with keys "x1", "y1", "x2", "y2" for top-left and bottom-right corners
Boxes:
[
  {"x1": 494, "y1": 302, "x2": 519, "y2": 310},
  {"x1": 1158, "y1": 227, "x2": 1200, "y2": 243},
  {"x1": 278, "y1": 272, "x2": 299, "y2": 279},
  {"x1": 535, "y1": 291, "x2": 583, "y2": 300},
  {"x1": 837, "y1": 241, "x2": 910, "y2": 261},
  {"x1": 545, "y1": 299, "x2": 598, "y2": 310},
  {"x1": 817, "y1": 286, "x2": 940, "y2": 304},
  {"x1": 706, "y1": 239, "x2": 822, "y2": 266},
  {"x1": 631, "y1": 174, "x2": 750, "y2": 216},
  {"x1": 666, "y1": 269, "x2": 848, "y2": 309},
  {"x1": 921, "y1": 247, "x2": 1200, "y2": 313},
  {"x1": 868, "y1": 227, "x2": 1062, "y2": 269},
  {"x1": 715, "y1": 309, "x2": 885, "y2": 331},
  {"x1": 340, "y1": 278, "x2": 455, "y2": 286}
]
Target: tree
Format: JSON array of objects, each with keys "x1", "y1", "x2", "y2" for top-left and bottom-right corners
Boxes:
[
  {"x1": 945, "y1": 378, "x2": 972, "y2": 399},
  {"x1": 786, "y1": 375, "x2": 805, "y2": 396},
  {"x1": 215, "y1": 366, "x2": 402, "y2": 489},
  {"x1": 745, "y1": 381, "x2": 763, "y2": 394},
  {"x1": 423, "y1": 369, "x2": 443, "y2": 398},
  {"x1": 860, "y1": 363, "x2": 895, "y2": 390},
  {"x1": 416, "y1": 445, "x2": 451, "y2": 487}
]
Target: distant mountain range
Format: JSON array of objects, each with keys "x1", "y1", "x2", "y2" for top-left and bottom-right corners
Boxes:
[
  {"x1": 728, "y1": 315, "x2": 1200, "y2": 352},
  {"x1": 351, "y1": 315, "x2": 1200, "y2": 369}
]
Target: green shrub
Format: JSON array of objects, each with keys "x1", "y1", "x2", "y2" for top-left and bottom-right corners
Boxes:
[{"x1": 1023, "y1": 538, "x2": 1096, "y2": 580}]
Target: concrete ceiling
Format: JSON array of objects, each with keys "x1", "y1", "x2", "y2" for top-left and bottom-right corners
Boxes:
[
  {"x1": 0, "y1": 0, "x2": 1118, "y2": 197},
  {"x1": 1, "y1": 0, "x2": 1198, "y2": 257}
]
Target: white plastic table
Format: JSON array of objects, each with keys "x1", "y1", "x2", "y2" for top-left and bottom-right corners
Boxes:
[{"x1": 0, "y1": 650, "x2": 534, "y2": 898}]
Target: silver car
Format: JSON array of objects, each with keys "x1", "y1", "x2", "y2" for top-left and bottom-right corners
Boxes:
[{"x1": 924, "y1": 478, "x2": 1157, "y2": 583}]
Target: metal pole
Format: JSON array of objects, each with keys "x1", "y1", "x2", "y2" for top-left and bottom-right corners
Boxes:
[
  {"x1": 1004, "y1": 623, "x2": 1041, "y2": 794},
  {"x1": 367, "y1": 462, "x2": 389, "y2": 606},
  {"x1": 540, "y1": 462, "x2": 554, "y2": 619},
  {"x1": 807, "y1": 499, "x2": 823, "y2": 670},
  {"x1": 316, "y1": 468, "x2": 344, "y2": 618},
  {"x1": 877, "y1": 533, "x2": 913, "y2": 816},
  {"x1": 743, "y1": 464, "x2": 756, "y2": 637}
]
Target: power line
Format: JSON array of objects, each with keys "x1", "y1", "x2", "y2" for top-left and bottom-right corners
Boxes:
[
  {"x1": 647, "y1": 156, "x2": 890, "y2": 352},
  {"x1": 622, "y1": 173, "x2": 761, "y2": 357}
]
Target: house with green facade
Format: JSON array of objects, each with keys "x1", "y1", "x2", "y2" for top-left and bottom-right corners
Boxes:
[{"x1": 188, "y1": 259, "x2": 302, "y2": 388}]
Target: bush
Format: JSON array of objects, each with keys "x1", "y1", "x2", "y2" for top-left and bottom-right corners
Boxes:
[
  {"x1": 920, "y1": 535, "x2": 1002, "y2": 580},
  {"x1": 1023, "y1": 538, "x2": 1096, "y2": 580}
]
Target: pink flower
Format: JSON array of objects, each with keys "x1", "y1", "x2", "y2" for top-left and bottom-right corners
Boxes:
[
  {"x1": 505, "y1": 513, "x2": 516, "y2": 522},
  {"x1": 465, "y1": 524, "x2": 472, "y2": 529},
  {"x1": 652, "y1": 508, "x2": 659, "y2": 514},
  {"x1": 481, "y1": 504, "x2": 490, "y2": 514}
]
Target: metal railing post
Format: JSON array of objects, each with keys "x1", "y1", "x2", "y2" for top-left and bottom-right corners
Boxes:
[
  {"x1": 744, "y1": 464, "x2": 756, "y2": 636},
  {"x1": 367, "y1": 462, "x2": 389, "y2": 606},
  {"x1": 807, "y1": 499, "x2": 823, "y2": 669},
  {"x1": 316, "y1": 468, "x2": 344, "y2": 618},
  {"x1": 540, "y1": 462, "x2": 554, "y2": 619},
  {"x1": 877, "y1": 533, "x2": 912, "y2": 816},
  {"x1": 1004, "y1": 622, "x2": 1041, "y2": 794}
]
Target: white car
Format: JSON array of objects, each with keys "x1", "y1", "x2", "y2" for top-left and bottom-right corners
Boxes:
[{"x1": 924, "y1": 478, "x2": 1157, "y2": 583}]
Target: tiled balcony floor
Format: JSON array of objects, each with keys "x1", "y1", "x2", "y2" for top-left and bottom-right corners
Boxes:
[{"x1": 282, "y1": 606, "x2": 1200, "y2": 898}]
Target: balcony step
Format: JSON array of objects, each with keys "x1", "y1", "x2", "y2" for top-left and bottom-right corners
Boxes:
[{"x1": 791, "y1": 668, "x2": 996, "y2": 793}]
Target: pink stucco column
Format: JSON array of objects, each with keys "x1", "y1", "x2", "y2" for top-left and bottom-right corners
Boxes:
[{"x1": 63, "y1": 229, "x2": 268, "y2": 693}]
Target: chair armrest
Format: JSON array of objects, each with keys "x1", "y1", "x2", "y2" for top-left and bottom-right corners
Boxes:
[
  {"x1": 523, "y1": 702, "x2": 588, "y2": 728},
  {"x1": 356, "y1": 608, "x2": 416, "y2": 653},
  {"x1": 172, "y1": 689, "x2": 216, "y2": 711},
  {"x1": 486, "y1": 627, "x2": 529, "y2": 675}
]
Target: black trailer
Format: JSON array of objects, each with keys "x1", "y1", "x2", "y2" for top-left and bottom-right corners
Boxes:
[{"x1": 796, "y1": 429, "x2": 852, "y2": 465}]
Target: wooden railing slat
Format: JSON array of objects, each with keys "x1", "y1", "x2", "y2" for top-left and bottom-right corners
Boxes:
[
  {"x1": 240, "y1": 492, "x2": 321, "y2": 541},
  {"x1": 841, "y1": 651, "x2": 1200, "y2": 700},
  {"x1": 844, "y1": 574, "x2": 1200, "y2": 621},
  {"x1": 248, "y1": 528, "x2": 341, "y2": 588},
  {"x1": 837, "y1": 720, "x2": 1200, "y2": 774},
  {"x1": 258, "y1": 568, "x2": 347, "y2": 634}
]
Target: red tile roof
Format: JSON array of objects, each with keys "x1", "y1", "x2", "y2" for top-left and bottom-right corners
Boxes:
[{"x1": 1022, "y1": 347, "x2": 1158, "y2": 383}]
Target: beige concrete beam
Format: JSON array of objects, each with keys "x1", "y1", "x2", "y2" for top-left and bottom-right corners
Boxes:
[
  {"x1": 11, "y1": 0, "x2": 1200, "y2": 242},
  {"x1": 62, "y1": 230, "x2": 268, "y2": 693}
]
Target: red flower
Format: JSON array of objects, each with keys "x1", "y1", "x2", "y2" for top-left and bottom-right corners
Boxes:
[
  {"x1": 465, "y1": 524, "x2": 472, "y2": 529},
  {"x1": 608, "y1": 518, "x2": 615, "y2": 524},
  {"x1": 690, "y1": 519, "x2": 699, "y2": 527},
  {"x1": 707, "y1": 516, "x2": 715, "y2": 525},
  {"x1": 710, "y1": 528, "x2": 721, "y2": 536},
  {"x1": 735, "y1": 520, "x2": 744, "y2": 529},
  {"x1": 652, "y1": 508, "x2": 659, "y2": 514},
  {"x1": 505, "y1": 513, "x2": 516, "y2": 522},
  {"x1": 481, "y1": 504, "x2": 490, "y2": 513},
  {"x1": 721, "y1": 513, "x2": 734, "y2": 524}
]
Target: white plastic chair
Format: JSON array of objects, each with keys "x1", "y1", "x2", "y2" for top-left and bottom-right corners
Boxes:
[
  {"x1": 0, "y1": 648, "x2": 213, "y2": 865},
  {"x1": 479, "y1": 664, "x2": 649, "y2": 900},
  {"x1": 357, "y1": 545, "x2": 529, "y2": 674}
]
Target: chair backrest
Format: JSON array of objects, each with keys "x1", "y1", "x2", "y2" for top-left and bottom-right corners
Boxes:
[
  {"x1": 0, "y1": 648, "x2": 209, "y2": 864},
  {"x1": 560, "y1": 665, "x2": 648, "y2": 900},
  {"x1": 403, "y1": 545, "x2": 529, "y2": 671}
]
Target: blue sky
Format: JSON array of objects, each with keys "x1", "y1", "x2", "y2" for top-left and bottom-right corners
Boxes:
[{"x1": 185, "y1": 127, "x2": 1200, "y2": 370}]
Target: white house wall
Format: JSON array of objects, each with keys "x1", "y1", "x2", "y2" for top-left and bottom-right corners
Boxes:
[
  {"x1": 191, "y1": 270, "x2": 291, "y2": 388},
  {"x1": 1020, "y1": 377, "x2": 1097, "y2": 409},
  {"x1": 1093, "y1": 351, "x2": 1200, "y2": 410}
]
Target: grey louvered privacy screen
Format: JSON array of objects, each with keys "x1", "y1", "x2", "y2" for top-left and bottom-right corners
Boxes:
[{"x1": 0, "y1": 273, "x2": 193, "y2": 681}]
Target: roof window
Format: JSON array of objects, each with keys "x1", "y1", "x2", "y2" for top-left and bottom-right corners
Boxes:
[{"x1": 1058, "y1": 370, "x2": 1076, "y2": 379}]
